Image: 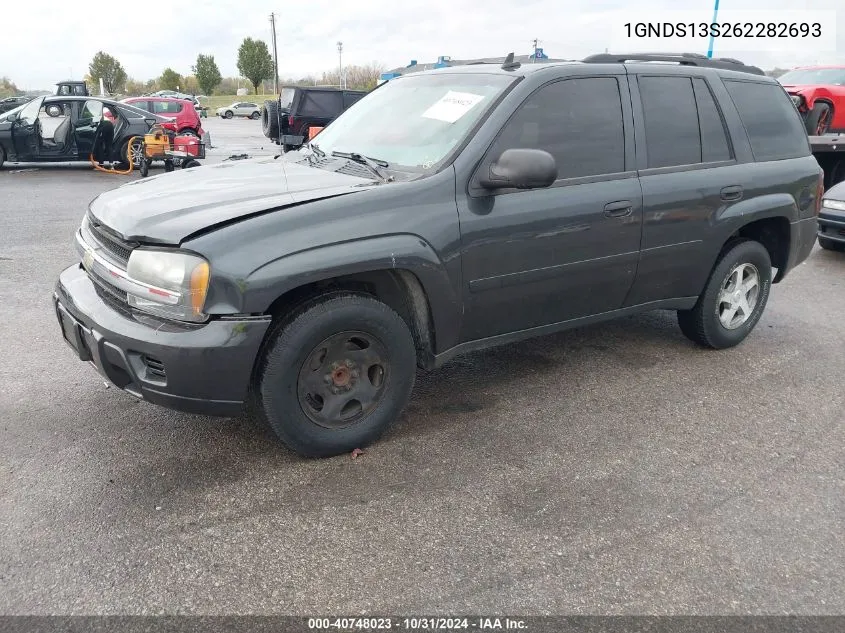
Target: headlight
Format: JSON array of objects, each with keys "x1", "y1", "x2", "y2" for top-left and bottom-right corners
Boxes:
[
  {"x1": 822, "y1": 199, "x2": 845, "y2": 212},
  {"x1": 126, "y1": 249, "x2": 210, "y2": 322}
]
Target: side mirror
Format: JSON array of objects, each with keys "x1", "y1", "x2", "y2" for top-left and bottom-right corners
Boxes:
[
  {"x1": 479, "y1": 148, "x2": 557, "y2": 190},
  {"x1": 6, "y1": 112, "x2": 18, "y2": 122}
]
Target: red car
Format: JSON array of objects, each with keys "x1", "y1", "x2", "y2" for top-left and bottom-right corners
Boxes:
[
  {"x1": 121, "y1": 96, "x2": 204, "y2": 137},
  {"x1": 779, "y1": 66, "x2": 845, "y2": 136}
]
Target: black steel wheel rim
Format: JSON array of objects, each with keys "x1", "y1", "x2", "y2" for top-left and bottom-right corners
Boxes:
[{"x1": 297, "y1": 331, "x2": 390, "y2": 429}]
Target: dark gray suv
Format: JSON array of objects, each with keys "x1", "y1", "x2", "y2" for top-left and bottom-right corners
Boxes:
[{"x1": 54, "y1": 53, "x2": 821, "y2": 457}]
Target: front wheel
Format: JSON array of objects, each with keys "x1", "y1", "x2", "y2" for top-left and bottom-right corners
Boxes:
[
  {"x1": 224, "y1": 110, "x2": 234, "y2": 119},
  {"x1": 254, "y1": 294, "x2": 417, "y2": 457},
  {"x1": 805, "y1": 102, "x2": 832, "y2": 136},
  {"x1": 677, "y1": 240, "x2": 772, "y2": 349}
]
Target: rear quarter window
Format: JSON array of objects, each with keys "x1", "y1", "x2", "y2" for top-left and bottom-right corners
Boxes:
[{"x1": 723, "y1": 80, "x2": 810, "y2": 161}]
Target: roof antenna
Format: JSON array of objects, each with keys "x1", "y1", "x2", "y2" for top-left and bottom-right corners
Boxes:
[{"x1": 501, "y1": 52, "x2": 521, "y2": 71}]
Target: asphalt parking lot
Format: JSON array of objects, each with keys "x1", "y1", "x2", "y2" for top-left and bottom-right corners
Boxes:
[{"x1": 1, "y1": 115, "x2": 844, "y2": 615}]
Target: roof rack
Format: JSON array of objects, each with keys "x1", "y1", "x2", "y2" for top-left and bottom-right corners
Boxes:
[{"x1": 582, "y1": 52, "x2": 765, "y2": 76}]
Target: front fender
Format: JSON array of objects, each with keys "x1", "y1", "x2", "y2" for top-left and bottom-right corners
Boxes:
[
  {"x1": 238, "y1": 234, "x2": 462, "y2": 352},
  {"x1": 792, "y1": 87, "x2": 835, "y2": 111}
]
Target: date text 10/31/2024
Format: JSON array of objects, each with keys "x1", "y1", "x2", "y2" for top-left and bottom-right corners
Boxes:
[{"x1": 307, "y1": 617, "x2": 528, "y2": 630}]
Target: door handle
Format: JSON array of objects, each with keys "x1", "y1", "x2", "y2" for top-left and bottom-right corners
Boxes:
[
  {"x1": 604, "y1": 200, "x2": 633, "y2": 218},
  {"x1": 720, "y1": 185, "x2": 743, "y2": 202}
]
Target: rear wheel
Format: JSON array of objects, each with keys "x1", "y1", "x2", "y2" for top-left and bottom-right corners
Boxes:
[
  {"x1": 224, "y1": 110, "x2": 234, "y2": 119},
  {"x1": 118, "y1": 137, "x2": 144, "y2": 170},
  {"x1": 678, "y1": 240, "x2": 772, "y2": 349},
  {"x1": 254, "y1": 294, "x2": 416, "y2": 457},
  {"x1": 805, "y1": 102, "x2": 832, "y2": 136},
  {"x1": 818, "y1": 236, "x2": 845, "y2": 251},
  {"x1": 250, "y1": 111, "x2": 260, "y2": 120},
  {"x1": 0, "y1": 145, "x2": 5, "y2": 169},
  {"x1": 262, "y1": 100, "x2": 280, "y2": 139},
  {"x1": 183, "y1": 159, "x2": 201, "y2": 169}
]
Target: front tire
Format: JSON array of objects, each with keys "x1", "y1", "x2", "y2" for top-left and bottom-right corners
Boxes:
[
  {"x1": 818, "y1": 236, "x2": 845, "y2": 252},
  {"x1": 678, "y1": 240, "x2": 772, "y2": 349},
  {"x1": 255, "y1": 294, "x2": 416, "y2": 458},
  {"x1": 805, "y1": 102, "x2": 832, "y2": 136},
  {"x1": 224, "y1": 110, "x2": 234, "y2": 119}
]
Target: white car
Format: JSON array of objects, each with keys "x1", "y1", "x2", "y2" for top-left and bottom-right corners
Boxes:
[{"x1": 215, "y1": 102, "x2": 261, "y2": 119}]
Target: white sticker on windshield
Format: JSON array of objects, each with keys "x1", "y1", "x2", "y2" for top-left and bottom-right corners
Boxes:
[{"x1": 422, "y1": 91, "x2": 485, "y2": 123}]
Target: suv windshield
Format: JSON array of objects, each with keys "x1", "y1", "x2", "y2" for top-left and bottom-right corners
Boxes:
[
  {"x1": 311, "y1": 73, "x2": 515, "y2": 171},
  {"x1": 779, "y1": 68, "x2": 845, "y2": 85}
]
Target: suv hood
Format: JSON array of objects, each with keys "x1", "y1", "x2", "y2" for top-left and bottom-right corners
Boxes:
[{"x1": 89, "y1": 156, "x2": 373, "y2": 245}]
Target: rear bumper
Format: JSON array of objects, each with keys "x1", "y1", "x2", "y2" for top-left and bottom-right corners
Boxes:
[
  {"x1": 54, "y1": 264, "x2": 271, "y2": 416},
  {"x1": 778, "y1": 216, "x2": 818, "y2": 281},
  {"x1": 818, "y1": 209, "x2": 845, "y2": 243}
]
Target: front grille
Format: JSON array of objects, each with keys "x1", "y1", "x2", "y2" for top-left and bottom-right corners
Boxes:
[
  {"x1": 142, "y1": 355, "x2": 167, "y2": 379},
  {"x1": 86, "y1": 216, "x2": 135, "y2": 265}
]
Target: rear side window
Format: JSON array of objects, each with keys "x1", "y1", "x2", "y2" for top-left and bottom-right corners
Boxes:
[
  {"x1": 300, "y1": 91, "x2": 344, "y2": 117},
  {"x1": 639, "y1": 76, "x2": 701, "y2": 168},
  {"x1": 489, "y1": 77, "x2": 626, "y2": 179},
  {"x1": 723, "y1": 80, "x2": 810, "y2": 161},
  {"x1": 692, "y1": 78, "x2": 732, "y2": 162},
  {"x1": 153, "y1": 101, "x2": 182, "y2": 114}
]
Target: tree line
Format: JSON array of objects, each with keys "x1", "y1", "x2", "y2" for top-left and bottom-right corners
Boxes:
[{"x1": 77, "y1": 40, "x2": 384, "y2": 98}]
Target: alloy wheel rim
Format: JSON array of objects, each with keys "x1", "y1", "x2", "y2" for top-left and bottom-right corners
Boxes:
[
  {"x1": 297, "y1": 331, "x2": 389, "y2": 429},
  {"x1": 130, "y1": 141, "x2": 144, "y2": 166},
  {"x1": 716, "y1": 262, "x2": 760, "y2": 330}
]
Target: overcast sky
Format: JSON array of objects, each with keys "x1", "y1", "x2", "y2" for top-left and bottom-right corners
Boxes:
[{"x1": 4, "y1": 0, "x2": 844, "y2": 91}]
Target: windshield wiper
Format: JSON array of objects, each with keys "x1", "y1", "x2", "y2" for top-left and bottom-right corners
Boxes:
[
  {"x1": 308, "y1": 142, "x2": 326, "y2": 158},
  {"x1": 331, "y1": 150, "x2": 393, "y2": 183}
]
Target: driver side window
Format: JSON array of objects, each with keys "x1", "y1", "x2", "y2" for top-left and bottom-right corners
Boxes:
[{"x1": 486, "y1": 77, "x2": 626, "y2": 181}]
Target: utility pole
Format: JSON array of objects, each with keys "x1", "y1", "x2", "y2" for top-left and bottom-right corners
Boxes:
[
  {"x1": 532, "y1": 38, "x2": 539, "y2": 63},
  {"x1": 269, "y1": 12, "x2": 280, "y2": 95},
  {"x1": 337, "y1": 41, "x2": 343, "y2": 89}
]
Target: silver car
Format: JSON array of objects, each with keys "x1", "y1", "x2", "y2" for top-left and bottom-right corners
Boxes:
[{"x1": 215, "y1": 101, "x2": 261, "y2": 119}]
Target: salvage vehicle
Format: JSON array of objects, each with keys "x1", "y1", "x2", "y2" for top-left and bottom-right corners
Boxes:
[
  {"x1": 262, "y1": 86, "x2": 366, "y2": 150},
  {"x1": 54, "y1": 52, "x2": 820, "y2": 457},
  {"x1": 0, "y1": 96, "x2": 30, "y2": 114},
  {"x1": 779, "y1": 66, "x2": 845, "y2": 135},
  {"x1": 122, "y1": 96, "x2": 205, "y2": 137},
  {"x1": 0, "y1": 96, "x2": 164, "y2": 169},
  {"x1": 818, "y1": 180, "x2": 845, "y2": 251},
  {"x1": 216, "y1": 101, "x2": 260, "y2": 119},
  {"x1": 56, "y1": 80, "x2": 90, "y2": 97}
]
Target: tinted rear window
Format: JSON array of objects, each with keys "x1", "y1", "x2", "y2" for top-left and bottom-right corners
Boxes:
[
  {"x1": 299, "y1": 91, "x2": 343, "y2": 117},
  {"x1": 724, "y1": 80, "x2": 810, "y2": 161},
  {"x1": 639, "y1": 76, "x2": 701, "y2": 168}
]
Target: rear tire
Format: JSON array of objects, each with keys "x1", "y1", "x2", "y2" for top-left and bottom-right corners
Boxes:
[
  {"x1": 250, "y1": 111, "x2": 260, "y2": 120},
  {"x1": 183, "y1": 159, "x2": 201, "y2": 169},
  {"x1": 677, "y1": 240, "x2": 772, "y2": 349},
  {"x1": 255, "y1": 294, "x2": 416, "y2": 458},
  {"x1": 262, "y1": 100, "x2": 280, "y2": 139},
  {"x1": 118, "y1": 137, "x2": 144, "y2": 170},
  {"x1": 818, "y1": 236, "x2": 845, "y2": 251},
  {"x1": 0, "y1": 145, "x2": 5, "y2": 169},
  {"x1": 805, "y1": 102, "x2": 832, "y2": 136}
]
